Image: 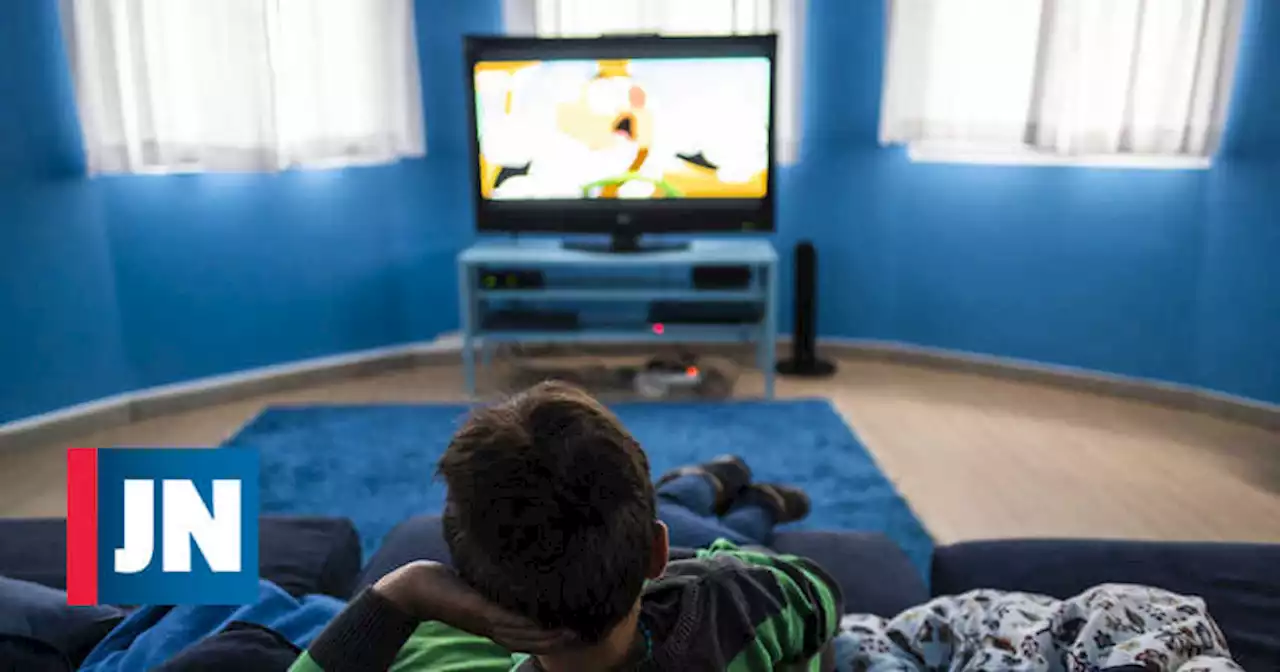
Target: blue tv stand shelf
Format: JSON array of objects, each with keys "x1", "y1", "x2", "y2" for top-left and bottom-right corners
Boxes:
[{"x1": 457, "y1": 239, "x2": 779, "y2": 398}]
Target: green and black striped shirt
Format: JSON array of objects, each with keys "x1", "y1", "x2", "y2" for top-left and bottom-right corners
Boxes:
[{"x1": 290, "y1": 540, "x2": 843, "y2": 672}]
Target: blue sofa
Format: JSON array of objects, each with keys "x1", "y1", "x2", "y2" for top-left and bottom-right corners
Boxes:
[{"x1": 2, "y1": 515, "x2": 1277, "y2": 670}]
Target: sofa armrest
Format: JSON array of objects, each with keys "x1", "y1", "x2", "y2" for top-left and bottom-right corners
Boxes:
[
  {"x1": 0, "y1": 518, "x2": 68, "y2": 590},
  {"x1": 0, "y1": 515, "x2": 362, "y2": 600},
  {"x1": 932, "y1": 538, "x2": 1280, "y2": 672}
]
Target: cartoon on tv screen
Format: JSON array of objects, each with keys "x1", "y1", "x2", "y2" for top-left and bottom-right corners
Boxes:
[{"x1": 473, "y1": 57, "x2": 771, "y2": 200}]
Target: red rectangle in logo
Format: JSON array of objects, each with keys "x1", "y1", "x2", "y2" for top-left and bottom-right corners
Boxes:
[{"x1": 66, "y1": 448, "x2": 98, "y2": 606}]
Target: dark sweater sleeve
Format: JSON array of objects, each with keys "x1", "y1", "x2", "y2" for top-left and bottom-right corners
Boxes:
[
  {"x1": 289, "y1": 588, "x2": 420, "y2": 672},
  {"x1": 695, "y1": 541, "x2": 844, "y2": 668}
]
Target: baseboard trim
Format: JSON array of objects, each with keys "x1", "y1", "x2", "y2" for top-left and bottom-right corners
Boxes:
[
  {"x1": 0, "y1": 397, "x2": 134, "y2": 453},
  {"x1": 3, "y1": 334, "x2": 1275, "y2": 452},
  {"x1": 821, "y1": 338, "x2": 1280, "y2": 431},
  {"x1": 0, "y1": 339, "x2": 458, "y2": 453}
]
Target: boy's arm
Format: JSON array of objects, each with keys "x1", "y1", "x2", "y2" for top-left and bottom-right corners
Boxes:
[
  {"x1": 697, "y1": 540, "x2": 844, "y2": 666},
  {"x1": 289, "y1": 588, "x2": 421, "y2": 672},
  {"x1": 289, "y1": 561, "x2": 575, "y2": 672}
]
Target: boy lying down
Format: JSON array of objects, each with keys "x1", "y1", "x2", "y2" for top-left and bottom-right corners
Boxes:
[{"x1": 293, "y1": 382, "x2": 842, "y2": 671}]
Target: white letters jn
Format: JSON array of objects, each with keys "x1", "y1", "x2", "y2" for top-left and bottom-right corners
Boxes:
[{"x1": 114, "y1": 479, "x2": 242, "y2": 574}]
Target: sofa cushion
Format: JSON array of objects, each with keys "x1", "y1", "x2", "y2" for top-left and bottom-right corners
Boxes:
[
  {"x1": 0, "y1": 516, "x2": 361, "y2": 601},
  {"x1": 154, "y1": 622, "x2": 302, "y2": 671},
  {"x1": 772, "y1": 530, "x2": 929, "y2": 618},
  {"x1": 258, "y1": 516, "x2": 362, "y2": 600},
  {"x1": 357, "y1": 514, "x2": 453, "y2": 590},
  {"x1": 932, "y1": 538, "x2": 1280, "y2": 672},
  {"x1": 0, "y1": 575, "x2": 125, "y2": 670}
]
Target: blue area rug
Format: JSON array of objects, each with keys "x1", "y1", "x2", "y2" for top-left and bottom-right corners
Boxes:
[{"x1": 225, "y1": 399, "x2": 934, "y2": 575}]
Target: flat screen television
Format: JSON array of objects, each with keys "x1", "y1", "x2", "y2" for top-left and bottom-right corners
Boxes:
[{"x1": 465, "y1": 35, "x2": 776, "y2": 252}]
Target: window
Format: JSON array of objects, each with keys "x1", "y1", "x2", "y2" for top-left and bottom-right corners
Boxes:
[
  {"x1": 879, "y1": 0, "x2": 1245, "y2": 168},
  {"x1": 503, "y1": 0, "x2": 805, "y2": 165},
  {"x1": 61, "y1": 0, "x2": 424, "y2": 175}
]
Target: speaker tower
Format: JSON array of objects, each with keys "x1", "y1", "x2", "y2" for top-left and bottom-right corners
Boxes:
[{"x1": 777, "y1": 241, "x2": 836, "y2": 377}]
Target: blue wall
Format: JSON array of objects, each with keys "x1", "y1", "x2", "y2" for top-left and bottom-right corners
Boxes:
[
  {"x1": 2, "y1": 0, "x2": 1277, "y2": 424},
  {"x1": 0, "y1": 3, "x2": 131, "y2": 422},
  {"x1": 0, "y1": 1, "x2": 497, "y2": 423},
  {"x1": 795, "y1": 0, "x2": 1279, "y2": 403},
  {"x1": 1196, "y1": 1, "x2": 1280, "y2": 405}
]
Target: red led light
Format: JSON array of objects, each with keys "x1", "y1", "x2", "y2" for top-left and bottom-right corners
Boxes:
[
  {"x1": 652, "y1": 323, "x2": 665, "y2": 335},
  {"x1": 686, "y1": 366, "x2": 699, "y2": 377}
]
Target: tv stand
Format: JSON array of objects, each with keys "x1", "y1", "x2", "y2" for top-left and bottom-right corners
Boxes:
[
  {"x1": 562, "y1": 233, "x2": 690, "y2": 254},
  {"x1": 457, "y1": 239, "x2": 778, "y2": 398}
]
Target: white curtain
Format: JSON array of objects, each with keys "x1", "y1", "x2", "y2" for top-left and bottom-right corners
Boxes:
[
  {"x1": 503, "y1": 0, "x2": 805, "y2": 165},
  {"x1": 62, "y1": 0, "x2": 425, "y2": 175},
  {"x1": 880, "y1": 0, "x2": 1243, "y2": 158}
]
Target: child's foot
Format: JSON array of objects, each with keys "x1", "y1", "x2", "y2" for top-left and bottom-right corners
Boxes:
[
  {"x1": 740, "y1": 483, "x2": 811, "y2": 524},
  {"x1": 656, "y1": 455, "x2": 752, "y2": 514},
  {"x1": 701, "y1": 455, "x2": 752, "y2": 510}
]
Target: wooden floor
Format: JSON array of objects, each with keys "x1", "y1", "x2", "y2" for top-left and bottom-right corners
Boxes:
[{"x1": 3, "y1": 357, "x2": 1279, "y2": 546}]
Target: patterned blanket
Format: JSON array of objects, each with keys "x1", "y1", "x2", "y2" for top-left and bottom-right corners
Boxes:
[{"x1": 834, "y1": 584, "x2": 1240, "y2": 671}]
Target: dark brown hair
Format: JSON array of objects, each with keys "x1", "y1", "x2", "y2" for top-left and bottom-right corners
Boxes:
[{"x1": 438, "y1": 382, "x2": 656, "y2": 643}]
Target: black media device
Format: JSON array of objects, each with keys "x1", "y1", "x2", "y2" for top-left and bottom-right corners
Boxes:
[
  {"x1": 465, "y1": 35, "x2": 777, "y2": 253},
  {"x1": 478, "y1": 269, "x2": 544, "y2": 290},
  {"x1": 692, "y1": 265, "x2": 752, "y2": 290}
]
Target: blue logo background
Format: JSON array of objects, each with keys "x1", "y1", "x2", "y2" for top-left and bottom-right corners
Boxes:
[{"x1": 96, "y1": 448, "x2": 259, "y2": 605}]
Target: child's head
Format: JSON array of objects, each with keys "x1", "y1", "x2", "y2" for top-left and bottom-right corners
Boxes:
[{"x1": 438, "y1": 382, "x2": 667, "y2": 643}]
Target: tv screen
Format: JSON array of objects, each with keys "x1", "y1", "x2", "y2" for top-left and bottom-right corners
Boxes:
[{"x1": 465, "y1": 36, "x2": 776, "y2": 240}]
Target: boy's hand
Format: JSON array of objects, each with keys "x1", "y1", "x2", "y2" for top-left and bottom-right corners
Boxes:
[{"x1": 373, "y1": 561, "x2": 579, "y2": 654}]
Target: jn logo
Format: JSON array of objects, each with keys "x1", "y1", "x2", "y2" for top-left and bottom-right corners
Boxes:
[{"x1": 67, "y1": 448, "x2": 259, "y2": 606}]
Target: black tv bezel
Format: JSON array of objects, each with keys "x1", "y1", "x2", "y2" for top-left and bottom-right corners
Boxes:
[{"x1": 464, "y1": 34, "x2": 778, "y2": 236}]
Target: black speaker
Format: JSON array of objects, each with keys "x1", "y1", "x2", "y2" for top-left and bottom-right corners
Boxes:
[{"x1": 777, "y1": 241, "x2": 836, "y2": 377}]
